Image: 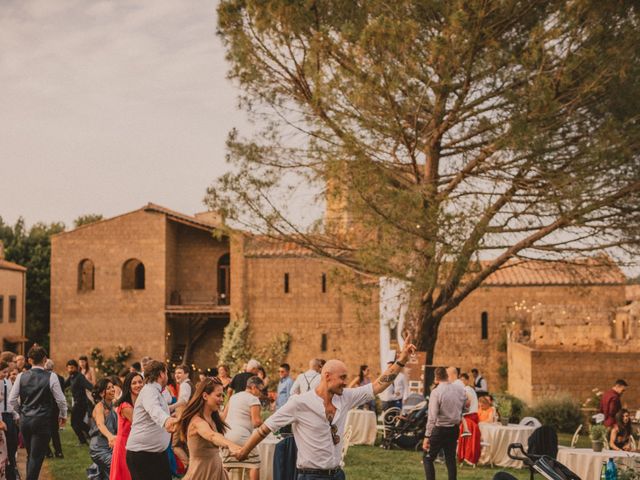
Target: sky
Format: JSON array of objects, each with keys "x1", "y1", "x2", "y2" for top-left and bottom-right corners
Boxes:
[{"x1": 0, "y1": 0, "x2": 251, "y2": 228}]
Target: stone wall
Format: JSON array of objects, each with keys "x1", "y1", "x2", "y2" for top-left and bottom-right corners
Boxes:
[
  {"x1": 242, "y1": 256, "x2": 380, "y2": 377},
  {"x1": 432, "y1": 284, "x2": 626, "y2": 392},
  {"x1": 50, "y1": 210, "x2": 168, "y2": 365},
  {"x1": 0, "y1": 268, "x2": 26, "y2": 351},
  {"x1": 508, "y1": 342, "x2": 640, "y2": 407}
]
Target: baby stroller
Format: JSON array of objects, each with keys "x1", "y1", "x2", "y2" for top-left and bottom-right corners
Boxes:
[
  {"x1": 380, "y1": 400, "x2": 429, "y2": 450},
  {"x1": 493, "y1": 444, "x2": 580, "y2": 480}
]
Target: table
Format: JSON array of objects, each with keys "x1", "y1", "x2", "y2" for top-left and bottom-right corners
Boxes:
[
  {"x1": 557, "y1": 447, "x2": 640, "y2": 480},
  {"x1": 228, "y1": 433, "x2": 280, "y2": 480},
  {"x1": 345, "y1": 409, "x2": 377, "y2": 446},
  {"x1": 478, "y1": 422, "x2": 536, "y2": 468}
]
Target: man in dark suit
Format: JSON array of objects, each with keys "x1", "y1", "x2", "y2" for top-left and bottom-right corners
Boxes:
[
  {"x1": 8, "y1": 346, "x2": 67, "y2": 480},
  {"x1": 64, "y1": 359, "x2": 93, "y2": 445},
  {"x1": 45, "y1": 359, "x2": 65, "y2": 459}
]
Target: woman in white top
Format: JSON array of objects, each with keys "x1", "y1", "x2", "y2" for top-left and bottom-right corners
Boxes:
[{"x1": 221, "y1": 376, "x2": 264, "y2": 480}]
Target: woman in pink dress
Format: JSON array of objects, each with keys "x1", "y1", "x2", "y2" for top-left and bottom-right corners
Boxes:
[{"x1": 110, "y1": 372, "x2": 143, "y2": 480}]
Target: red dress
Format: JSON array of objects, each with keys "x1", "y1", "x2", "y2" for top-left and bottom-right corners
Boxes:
[
  {"x1": 110, "y1": 402, "x2": 133, "y2": 480},
  {"x1": 457, "y1": 412, "x2": 482, "y2": 465}
]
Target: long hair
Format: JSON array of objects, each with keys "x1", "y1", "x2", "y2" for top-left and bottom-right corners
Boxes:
[
  {"x1": 615, "y1": 409, "x2": 632, "y2": 436},
  {"x1": 179, "y1": 377, "x2": 228, "y2": 442},
  {"x1": 358, "y1": 365, "x2": 368, "y2": 384},
  {"x1": 115, "y1": 372, "x2": 143, "y2": 408},
  {"x1": 92, "y1": 378, "x2": 112, "y2": 403}
]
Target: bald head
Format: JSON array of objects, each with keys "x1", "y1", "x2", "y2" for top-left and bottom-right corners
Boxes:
[
  {"x1": 446, "y1": 367, "x2": 459, "y2": 381},
  {"x1": 309, "y1": 358, "x2": 323, "y2": 372},
  {"x1": 320, "y1": 359, "x2": 349, "y2": 395}
]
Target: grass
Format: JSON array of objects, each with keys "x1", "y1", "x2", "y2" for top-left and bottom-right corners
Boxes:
[{"x1": 45, "y1": 426, "x2": 588, "y2": 479}]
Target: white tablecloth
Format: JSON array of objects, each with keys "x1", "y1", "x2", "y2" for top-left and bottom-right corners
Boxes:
[
  {"x1": 478, "y1": 422, "x2": 536, "y2": 468},
  {"x1": 345, "y1": 409, "x2": 377, "y2": 446},
  {"x1": 229, "y1": 434, "x2": 280, "y2": 480},
  {"x1": 557, "y1": 448, "x2": 640, "y2": 480}
]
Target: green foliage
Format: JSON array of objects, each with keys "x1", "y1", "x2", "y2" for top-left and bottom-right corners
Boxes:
[
  {"x1": 525, "y1": 396, "x2": 582, "y2": 433},
  {"x1": 73, "y1": 214, "x2": 103, "y2": 228},
  {"x1": 217, "y1": 312, "x2": 290, "y2": 388},
  {"x1": 211, "y1": 0, "x2": 640, "y2": 362},
  {"x1": 496, "y1": 398, "x2": 512, "y2": 421},
  {"x1": 582, "y1": 387, "x2": 603, "y2": 409},
  {"x1": 217, "y1": 312, "x2": 251, "y2": 372},
  {"x1": 494, "y1": 393, "x2": 527, "y2": 423},
  {"x1": 497, "y1": 360, "x2": 508, "y2": 379},
  {"x1": 589, "y1": 424, "x2": 608, "y2": 442},
  {"x1": 0, "y1": 216, "x2": 65, "y2": 349},
  {"x1": 90, "y1": 345, "x2": 132, "y2": 377}
]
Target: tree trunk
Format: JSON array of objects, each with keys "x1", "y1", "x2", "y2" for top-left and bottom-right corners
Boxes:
[{"x1": 417, "y1": 306, "x2": 440, "y2": 396}]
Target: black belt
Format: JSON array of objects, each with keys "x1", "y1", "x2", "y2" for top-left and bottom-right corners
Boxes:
[{"x1": 297, "y1": 467, "x2": 342, "y2": 476}]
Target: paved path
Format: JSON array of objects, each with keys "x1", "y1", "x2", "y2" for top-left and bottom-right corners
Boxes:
[{"x1": 17, "y1": 447, "x2": 52, "y2": 480}]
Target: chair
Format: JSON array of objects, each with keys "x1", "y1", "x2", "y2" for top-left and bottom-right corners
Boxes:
[
  {"x1": 630, "y1": 435, "x2": 637, "y2": 451},
  {"x1": 570, "y1": 424, "x2": 582, "y2": 448},
  {"x1": 520, "y1": 417, "x2": 542, "y2": 428},
  {"x1": 340, "y1": 425, "x2": 354, "y2": 467},
  {"x1": 479, "y1": 440, "x2": 493, "y2": 468}
]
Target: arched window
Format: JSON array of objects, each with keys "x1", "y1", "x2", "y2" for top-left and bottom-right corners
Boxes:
[
  {"x1": 481, "y1": 311, "x2": 489, "y2": 340},
  {"x1": 78, "y1": 259, "x2": 95, "y2": 291},
  {"x1": 217, "y1": 253, "x2": 230, "y2": 305},
  {"x1": 122, "y1": 259, "x2": 145, "y2": 290}
]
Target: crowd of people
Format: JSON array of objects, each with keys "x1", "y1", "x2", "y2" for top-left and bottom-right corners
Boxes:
[{"x1": 0, "y1": 343, "x2": 632, "y2": 480}]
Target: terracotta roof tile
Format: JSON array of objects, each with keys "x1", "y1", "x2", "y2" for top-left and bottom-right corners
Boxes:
[
  {"x1": 244, "y1": 237, "x2": 316, "y2": 257},
  {"x1": 0, "y1": 259, "x2": 27, "y2": 272},
  {"x1": 482, "y1": 259, "x2": 625, "y2": 286}
]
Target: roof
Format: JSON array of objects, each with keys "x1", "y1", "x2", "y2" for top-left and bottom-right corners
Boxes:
[
  {"x1": 244, "y1": 237, "x2": 625, "y2": 286},
  {"x1": 54, "y1": 202, "x2": 222, "y2": 238},
  {"x1": 478, "y1": 258, "x2": 626, "y2": 286},
  {"x1": 0, "y1": 259, "x2": 27, "y2": 272},
  {"x1": 143, "y1": 203, "x2": 219, "y2": 233},
  {"x1": 244, "y1": 237, "x2": 316, "y2": 258}
]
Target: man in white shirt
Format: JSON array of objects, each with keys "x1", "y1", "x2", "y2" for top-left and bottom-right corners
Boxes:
[
  {"x1": 126, "y1": 360, "x2": 179, "y2": 480},
  {"x1": 0, "y1": 361, "x2": 18, "y2": 480},
  {"x1": 290, "y1": 358, "x2": 322, "y2": 395},
  {"x1": 237, "y1": 339, "x2": 417, "y2": 479},
  {"x1": 169, "y1": 364, "x2": 192, "y2": 413}
]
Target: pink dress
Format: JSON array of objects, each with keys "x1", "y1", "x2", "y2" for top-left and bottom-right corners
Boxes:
[{"x1": 110, "y1": 402, "x2": 133, "y2": 480}]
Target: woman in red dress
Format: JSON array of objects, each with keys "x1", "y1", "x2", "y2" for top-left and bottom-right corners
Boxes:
[{"x1": 110, "y1": 372, "x2": 143, "y2": 480}]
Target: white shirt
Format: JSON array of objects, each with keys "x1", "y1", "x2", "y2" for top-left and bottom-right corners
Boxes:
[
  {"x1": 126, "y1": 382, "x2": 170, "y2": 453},
  {"x1": 265, "y1": 384, "x2": 374, "y2": 470},
  {"x1": 291, "y1": 370, "x2": 320, "y2": 395},
  {"x1": 463, "y1": 385, "x2": 478, "y2": 414},
  {"x1": 225, "y1": 391, "x2": 261, "y2": 444},
  {"x1": 8, "y1": 367, "x2": 68, "y2": 418},
  {"x1": 177, "y1": 380, "x2": 191, "y2": 405},
  {"x1": 0, "y1": 379, "x2": 18, "y2": 420}
]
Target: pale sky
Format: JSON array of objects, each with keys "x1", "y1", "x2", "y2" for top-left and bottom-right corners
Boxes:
[{"x1": 0, "y1": 0, "x2": 251, "y2": 228}]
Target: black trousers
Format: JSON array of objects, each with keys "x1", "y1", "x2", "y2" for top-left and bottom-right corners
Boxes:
[
  {"x1": 47, "y1": 413, "x2": 63, "y2": 456},
  {"x1": 423, "y1": 425, "x2": 458, "y2": 480},
  {"x1": 2, "y1": 413, "x2": 18, "y2": 480},
  {"x1": 20, "y1": 416, "x2": 51, "y2": 480},
  {"x1": 71, "y1": 402, "x2": 90, "y2": 444},
  {"x1": 126, "y1": 450, "x2": 171, "y2": 480}
]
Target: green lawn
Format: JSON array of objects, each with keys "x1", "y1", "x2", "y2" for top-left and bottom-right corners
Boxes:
[{"x1": 45, "y1": 427, "x2": 586, "y2": 479}]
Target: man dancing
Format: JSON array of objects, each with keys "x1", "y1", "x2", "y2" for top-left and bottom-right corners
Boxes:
[{"x1": 237, "y1": 336, "x2": 417, "y2": 479}]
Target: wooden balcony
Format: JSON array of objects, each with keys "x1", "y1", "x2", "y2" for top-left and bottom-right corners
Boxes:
[{"x1": 166, "y1": 291, "x2": 230, "y2": 315}]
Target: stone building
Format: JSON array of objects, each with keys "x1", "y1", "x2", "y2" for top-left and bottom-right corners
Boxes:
[
  {"x1": 0, "y1": 241, "x2": 28, "y2": 353},
  {"x1": 50, "y1": 204, "x2": 637, "y2": 406}
]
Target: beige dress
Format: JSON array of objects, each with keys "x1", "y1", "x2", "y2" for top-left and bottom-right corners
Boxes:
[{"x1": 182, "y1": 423, "x2": 229, "y2": 480}]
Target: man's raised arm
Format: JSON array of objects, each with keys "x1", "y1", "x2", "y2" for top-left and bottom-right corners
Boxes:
[{"x1": 372, "y1": 335, "x2": 416, "y2": 395}]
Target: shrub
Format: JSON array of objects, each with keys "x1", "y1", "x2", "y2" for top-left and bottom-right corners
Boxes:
[
  {"x1": 493, "y1": 393, "x2": 527, "y2": 423},
  {"x1": 589, "y1": 424, "x2": 607, "y2": 442},
  {"x1": 526, "y1": 396, "x2": 582, "y2": 433},
  {"x1": 90, "y1": 345, "x2": 132, "y2": 377}
]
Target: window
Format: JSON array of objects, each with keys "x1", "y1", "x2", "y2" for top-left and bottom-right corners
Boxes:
[
  {"x1": 0, "y1": 296, "x2": 3, "y2": 322},
  {"x1": 77, "y1": 259, "x2": 95, "y2": 291},
  {"x1": 284, "y1": 273, "x2": 289, "y2": 293},
  {"x1": 9, "y1": 296, "x2": 17, "y2": 322},
  {"x1": 217, "y1": 253, "x2": 230, "y2": 305},
  {"x1": 481, "y1": 311, "x2": 489, "y2": 340},
  {"x1": 321, "y1": 333, "x2": 328, "y2": 352},
  {"x1": 321, "y1": 273, "x2": 327, "y2": 293},
  {"x1": 122, "y1": 259, "x2": 145, "y2": 290}
]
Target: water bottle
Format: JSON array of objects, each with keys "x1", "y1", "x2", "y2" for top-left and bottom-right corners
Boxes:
[{"x1": 605, "y1": 458, "x2": 618, "y2": 480}]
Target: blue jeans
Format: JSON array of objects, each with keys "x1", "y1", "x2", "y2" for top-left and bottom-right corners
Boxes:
[{"x1": 297, "y1": 470, "x2": 346, "y2": 480}]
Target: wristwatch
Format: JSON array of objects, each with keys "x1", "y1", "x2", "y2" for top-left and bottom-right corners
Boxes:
[{"x1": 395, "y1": 360, "x2": 406, "y2": 368}]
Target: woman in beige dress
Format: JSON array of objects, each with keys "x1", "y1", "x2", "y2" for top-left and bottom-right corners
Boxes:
[{"x1": 178, "y1": 377, "x2": 242, "y2": 480}]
